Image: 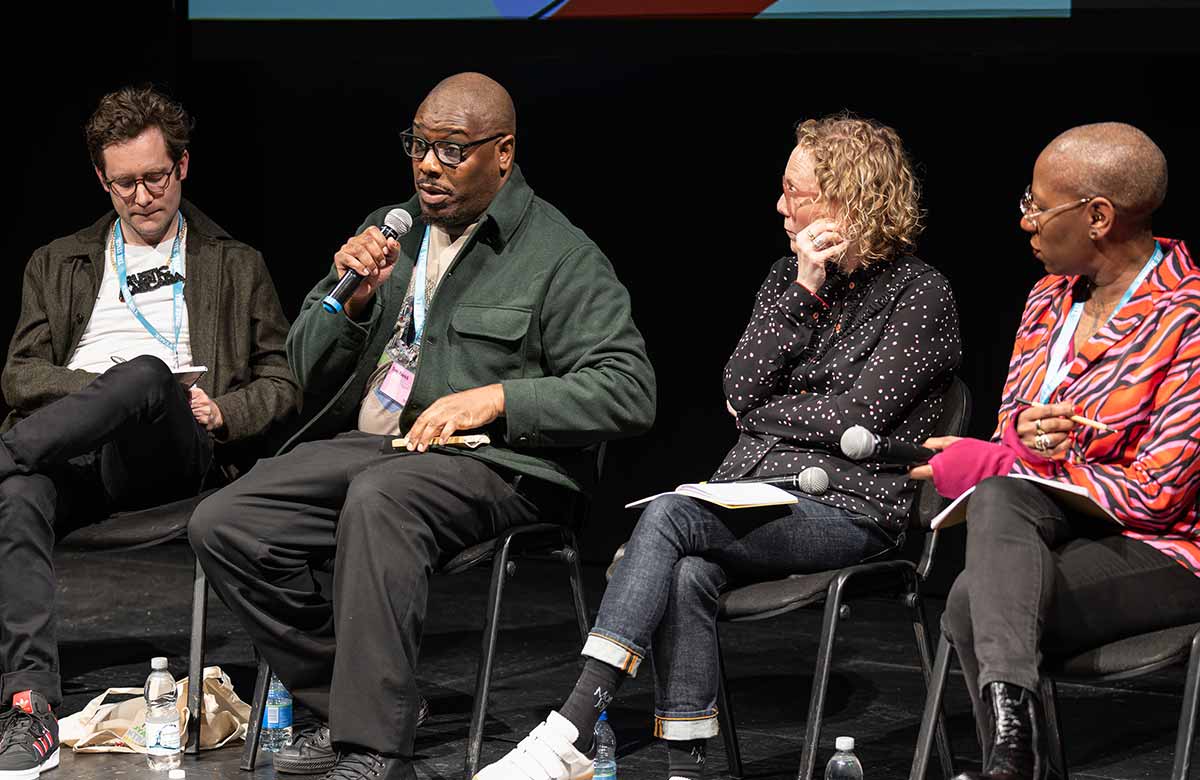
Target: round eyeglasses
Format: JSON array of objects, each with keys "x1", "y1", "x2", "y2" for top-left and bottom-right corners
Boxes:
[
  {"x1": 105, "y1": 160, "x2": 180, "y2": 201},
  {"x1": 1019, "y1": 185, "x2": 1094, "y2": 232}
]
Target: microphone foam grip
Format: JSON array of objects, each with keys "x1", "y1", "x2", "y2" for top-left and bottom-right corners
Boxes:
[
  {"x1": 840, "y1": 425, "x2": 876, "y2": 461},
  {"x1": 798, "y1": 466, "x2": 829, "y2": 495}
]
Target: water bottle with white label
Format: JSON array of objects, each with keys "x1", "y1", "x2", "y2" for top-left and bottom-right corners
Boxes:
[{"x1": 145, "y1": 657, "x2": 181, "y2": 770}]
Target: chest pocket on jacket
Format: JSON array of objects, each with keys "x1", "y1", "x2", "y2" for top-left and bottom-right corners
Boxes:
[{"x1": 448, "y1": 304, "x2": 532, "y2": 391}]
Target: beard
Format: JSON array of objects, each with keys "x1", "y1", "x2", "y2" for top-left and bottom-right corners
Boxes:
[{"x1": 420, "y1": 208, "x2": 481, "y2": 231}]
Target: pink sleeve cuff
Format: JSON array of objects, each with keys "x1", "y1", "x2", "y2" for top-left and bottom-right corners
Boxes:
[{"x1": 930, "y1": 438, "x2": 1018, "y2": 499}]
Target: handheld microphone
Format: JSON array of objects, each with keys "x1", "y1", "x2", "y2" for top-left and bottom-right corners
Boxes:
[
  {"x1": 839, "y1": 425, "x2": 936, "y2": 465},
  {"x1": 322, "y1": 208, "x2": 414, "y2": 314},
  {"x1": 739, "y1": 466, "x2": 830, "y2": 496}
]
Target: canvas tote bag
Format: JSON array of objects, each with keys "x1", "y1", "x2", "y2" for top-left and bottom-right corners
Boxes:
[{"x1": 59, "y1": 666, "x2": 250, "y2": 753}]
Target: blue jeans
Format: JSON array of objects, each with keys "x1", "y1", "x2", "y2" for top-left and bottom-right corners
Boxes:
[{"x1": 583, "y1": 493, "x2": 893, "y2": 739}]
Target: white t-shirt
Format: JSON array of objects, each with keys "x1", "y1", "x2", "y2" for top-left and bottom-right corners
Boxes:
[{"x1": 67, "y1": 222, "x2": 193, "y2": 373}]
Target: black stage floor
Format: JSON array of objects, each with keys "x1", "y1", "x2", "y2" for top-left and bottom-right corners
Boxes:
[{"x1": 53, "y1": 545, "x2": 1185, "y2": 779}]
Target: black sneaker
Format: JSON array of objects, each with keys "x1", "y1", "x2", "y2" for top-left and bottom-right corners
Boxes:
[
  {"x1": 0, "y1": 690, "x2": 59, "y2": 779},
  {"x1": 323, "y1": 749, "x2": 414, "y2": 780},
  {"x1": 275, "y1": 724, "x2": 335, "y2": 775},
  {"x1": 275, "y1": 697, "x2": 430, "y2": 775}
]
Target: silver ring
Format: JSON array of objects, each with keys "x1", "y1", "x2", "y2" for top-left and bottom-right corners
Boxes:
[
  {"x1": 1034, "y1": 420, "x2": 1045, "y2": 435},
  {"x1": 1034, "y1": 432, "x2": 1051, "y2": 452}
]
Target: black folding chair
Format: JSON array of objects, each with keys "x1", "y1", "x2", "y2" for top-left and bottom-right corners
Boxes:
[
  {"x1": 236, "y1": 445, "x2": 604, "y2": 779},
  {"x1": 910, "y1": 622, "x2": 1200, "y2": 780},
  {"x1": 714, "y1": 376, "x2": 971, "y2": 780}
]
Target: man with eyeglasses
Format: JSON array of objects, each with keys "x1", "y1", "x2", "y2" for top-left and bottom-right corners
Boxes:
[
  {"x1": 0, "y1": 85, "x2": 299, "y2": 777},
  {"x1": 189, "y1": 72, "x2": 655, "y2": 780},
  {"x1": 910, "y1": 122, "x2": 1200, "y2": 780}
]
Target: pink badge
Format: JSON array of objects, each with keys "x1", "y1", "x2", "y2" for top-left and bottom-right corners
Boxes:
[{"x1": 379, "y1": 362, "x2": 415, "y2": 408}]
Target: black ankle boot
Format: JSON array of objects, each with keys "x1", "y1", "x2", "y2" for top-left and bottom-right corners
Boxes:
[{"x1": 953, "y1": 682, "x2": 1043, "y2": 780}]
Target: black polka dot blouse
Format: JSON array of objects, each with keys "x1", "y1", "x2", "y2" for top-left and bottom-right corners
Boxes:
[{"x1": 712, "y1": 254, "x2": 962, "y2": 536}]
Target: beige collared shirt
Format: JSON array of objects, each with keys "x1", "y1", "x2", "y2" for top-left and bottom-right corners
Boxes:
[{"x1": 356, "y1": 220, "x2": 479, "y2": 435}]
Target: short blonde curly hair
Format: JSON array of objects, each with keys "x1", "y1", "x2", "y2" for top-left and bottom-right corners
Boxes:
[{"x1": 794, "y1": 114, "x2": 923, "y2": 265}]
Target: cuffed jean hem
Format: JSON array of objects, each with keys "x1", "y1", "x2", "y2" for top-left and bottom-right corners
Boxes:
[
  {"x1": 653, "y1": 711, "x2": 720, "y2": 740},
  {"x1": 582, "y1": 631, "x2": 645, "y2": 677},
  {"x1": 978, "y1": 667, "x2": 1041, "y2": 698}
]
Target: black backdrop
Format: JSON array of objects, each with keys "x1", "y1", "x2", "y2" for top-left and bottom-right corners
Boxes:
[{"x1": 7, "y1": 2, "x2": 1200, "y2": 591}]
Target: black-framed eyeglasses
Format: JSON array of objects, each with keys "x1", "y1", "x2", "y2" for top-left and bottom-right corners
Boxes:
[
  {"x1": 399, "y1": 129, "x2": 505, "y2": 166},
  {"x1": 1019, "y1": 185, "x2": 1094, "y2": 232},
  {"x1": 105, "y1": 160, "x2": 180, "y2": 201}
]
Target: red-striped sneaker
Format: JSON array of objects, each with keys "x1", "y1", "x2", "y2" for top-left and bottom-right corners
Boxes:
[{"x1": 0, "y1": 691, "x2": 58, "y2": 779}]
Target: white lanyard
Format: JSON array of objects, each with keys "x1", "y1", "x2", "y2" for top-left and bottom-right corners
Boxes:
[
  {"x1": 1038, "y1": 241, "x2": 1163, "y2": 403},
  {"x1": 412, "y1": 227, "x2": 432, "y2": 345}
]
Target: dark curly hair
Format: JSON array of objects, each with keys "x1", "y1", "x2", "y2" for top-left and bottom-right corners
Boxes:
[{"x1": 85, "y1": 85, "x2": 193, "y2": 174}]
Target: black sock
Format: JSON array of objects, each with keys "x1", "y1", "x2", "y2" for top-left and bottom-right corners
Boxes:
[
  {"x1": 558, "y1": 658, "x2": 625, "y2": 751},
  {"x1": 666, "y1": 739, "x2": 707, "y2": 780}
]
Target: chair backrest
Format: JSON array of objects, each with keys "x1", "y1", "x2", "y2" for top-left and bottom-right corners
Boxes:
[{"x1": 911, "y1": 376, "x2": 972, "y2": 579}]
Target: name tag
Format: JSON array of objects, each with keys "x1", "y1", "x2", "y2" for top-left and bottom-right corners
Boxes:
[{"x1": 374, "y1": 362, "x2": 415, "y2": 412}]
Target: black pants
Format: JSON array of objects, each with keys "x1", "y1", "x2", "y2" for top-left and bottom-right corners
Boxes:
[
  {"x1": 0, "y1": 356, "x2": 212, "y2": 707},
  {"x1": 188, "y1": 432, "x2": 570, "y2": 756},
  {"x1": 942, "y1": 476, "x2": 1200, "y2": 751}
]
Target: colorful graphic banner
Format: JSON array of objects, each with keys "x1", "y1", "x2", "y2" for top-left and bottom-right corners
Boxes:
[{"x1": 191, "y1": 0, "x2": 1070, "y2": 19}]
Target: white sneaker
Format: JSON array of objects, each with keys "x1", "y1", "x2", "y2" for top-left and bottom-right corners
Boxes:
[{"x1": 475, "y1": 711, "x2": 594, "y2": 780}]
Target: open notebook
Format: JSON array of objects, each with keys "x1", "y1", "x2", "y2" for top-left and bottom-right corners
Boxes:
[
  {"x1": 173, "y1": 366, "x2": 207, "y2": 388},
  {"x1": 930, "y1": 473, "x2": 1121, "y2": 530},
  {"x1": 625, "y1": 481, "x2": 798, "y2": 510}
]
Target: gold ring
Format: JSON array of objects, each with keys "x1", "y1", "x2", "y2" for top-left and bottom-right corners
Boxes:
[
  {"x1": 1035, "y1": 420, "x2": 1045, "y2": 435},
  {"x1": 807, "y1": 230, "x2": 816, "y2": 240}
]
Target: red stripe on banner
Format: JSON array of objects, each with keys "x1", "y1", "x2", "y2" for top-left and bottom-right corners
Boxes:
[{"x1": 553, "y1": 0, "x2": 775, "y2": 17}]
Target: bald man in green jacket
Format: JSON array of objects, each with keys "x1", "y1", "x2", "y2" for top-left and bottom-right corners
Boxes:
[{"x1": 190, "y1": 72, "x2": 655, "y2": 780}]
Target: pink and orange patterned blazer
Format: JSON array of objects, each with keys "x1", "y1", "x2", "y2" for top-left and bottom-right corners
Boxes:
[{"x1": 994, "y1": 238, "x2": 1200, "y2": 576}]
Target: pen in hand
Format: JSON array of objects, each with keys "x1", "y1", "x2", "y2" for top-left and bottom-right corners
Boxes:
[{"x1": 1016, "y1": 398, "x2": 1114, "y2": 433}]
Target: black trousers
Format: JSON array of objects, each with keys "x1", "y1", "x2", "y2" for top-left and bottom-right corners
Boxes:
[
  {"x1": 942, "y1": 476, "x2": 1200, "y2": 751},
  {"x1": 188, "y1": 432, "x2": 570, "y2": 756},
  {"x1": 0, "y1": 356, "x2": 213, "y2": 707}
]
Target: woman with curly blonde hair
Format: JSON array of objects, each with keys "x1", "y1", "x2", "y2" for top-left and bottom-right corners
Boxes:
[{"x1": 476, "y1": 116, "x2": 961, "y2": 780}]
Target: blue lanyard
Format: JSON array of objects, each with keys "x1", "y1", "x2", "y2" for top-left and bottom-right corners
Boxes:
[
  {"x1": 412, "y1": 227, "x2": 432, "y2": 345},
  {"x1": 112, "y1": 213, "x2": 185, "y2": 364},
  {"x1": 1038, "y1": 241, "x2": 1163, "y2": 403}
]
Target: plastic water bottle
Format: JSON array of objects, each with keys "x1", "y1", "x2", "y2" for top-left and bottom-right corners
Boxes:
[
  {"x1": 824, "y1": 736, "x2": 863, "y2": 779},
  {"x1": 261, "y1": 674, "x2": 294, "y2": 752},
  {"x1": 593, "y1": 711, "x2": 617, "y2": 780},
  {"x1": 144, "y1": 657, "x2": 182, "y2": 771}
]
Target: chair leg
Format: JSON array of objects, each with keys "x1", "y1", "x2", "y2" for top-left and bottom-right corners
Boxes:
[
  {"x1": 798, "y1": 581, "x2": 847, "y2": 780},
  {"x1": 1039, "y1": 678, "x2": 1068, "y2": 780},
  {"x1": 186, "y1": 557, "x2": 208, "y2": 755},
  {"x1": 464, "y1": 537, "x2": 516, "y2": 780},
  {"x1": 1172, "y1": 630, "x2": 1200, "y2": 780},
  {"x1": 909, "y1": 633, "x2": 953, "y2": 780},
  {"x1": 908, "y1": 586, "x2": 956, "y2": 779},
  {"x1": 715, "y1": 633, "x2": 744, "y2": 779},
  {"x1": 240, "y1": 655, "x2": 272, "y2": 771},
  {"x1": 562, "y1": 529, "x2": 590, "y2": 646}
]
